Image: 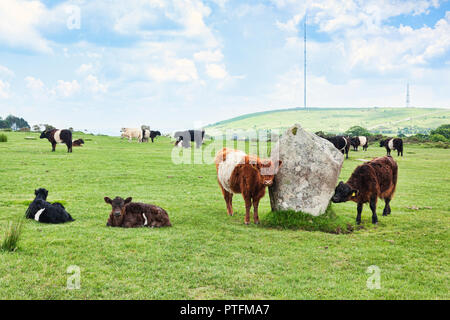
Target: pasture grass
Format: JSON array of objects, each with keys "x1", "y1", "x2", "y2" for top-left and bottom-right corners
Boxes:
[{"x1": 0, "y1": 131, "x2": 449, "y2": 299}]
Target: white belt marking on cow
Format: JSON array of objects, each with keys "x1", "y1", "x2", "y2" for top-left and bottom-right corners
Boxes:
[
  {"x1": 359, "y1": 136, "x2": 367, "y2": 146},
  {"x1": 339, "y1": 137, "x2": 347, "y2": 151},
  {"x1": 142, "y1": 213, "x2": 148, "y2": 226},
  {"x1": 54, "y1": 130, "x2": 63, "y2": 143},
  {"x1": 35, "y1": 208, "x2": 45, "y2": 222},
  {"x1": 218, "y1": 150, "x2": 246, "y2": 193},
  {"x1": 388, "y1": 139, "x2": 394, "y2": 150}
]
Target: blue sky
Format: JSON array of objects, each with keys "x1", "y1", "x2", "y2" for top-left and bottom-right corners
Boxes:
[{"x1": 0, "y1": 0, "x2": 449, "y2": 134}]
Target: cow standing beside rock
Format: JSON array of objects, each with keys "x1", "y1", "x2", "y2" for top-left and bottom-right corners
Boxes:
[
  {"x1": 380, "y1": 138, "x2": 403, "y2": 156},
  {"x1": 215, "y1": 148, "x2": 282, "y2": 225},
  {"x1": 332, "y1": 156, "x2": 398, "y2": 225},
  {"x1": 325, "y1": 136, "x2": 350, "y2": 159},
  {"x1": 121, "y1": 128, "x2": 144, "y2": 142}
]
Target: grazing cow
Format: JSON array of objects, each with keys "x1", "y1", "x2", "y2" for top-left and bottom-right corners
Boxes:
[
  {"x1": 72, "y1": 139, "x2": 84, "y2": 147},
  {"x1": 120, "y1": 128, "x2": 144, "y2": 142},
  {"x1": 350, "y1": 136, "x2": 368, "y2": 151},
  {"x1": 174, "y1": 130, "x2": 205, "y2": 148},
  {"x1": 104, "y1": 196, "x2": 171, "y2": 228},
  {"x1": 215, "y1": 148, "x2": 282, "y2": 225},
  {"x1": 332, "y1": 156, "x2": 398, "y2": 225},
  {"x1": 40, "y1": 129, "x2": 72, "y2": 152},
  {"x1": 149, "y1": 130, "x2": 161, "y2": 143},
  {"x1": 25, "y1": 188, "x2": 75, "y2": 223},
  {"x1": 325, "y1": 136, "x2": 350, "y2": 159},
  {"x1": 380, "y1": 138, "x2": 403, "y2": 156}
]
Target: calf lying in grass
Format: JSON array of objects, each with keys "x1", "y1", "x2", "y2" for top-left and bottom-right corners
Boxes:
[
  {"x1": 332, "y1": 156, "x2": 398, "y2": 225},
  {"x1": 104, "y1": 196, "x2": 171, "y2": 228},
  {"x1": 25, "y1": 188, "x2": 75, "y2": 223}
]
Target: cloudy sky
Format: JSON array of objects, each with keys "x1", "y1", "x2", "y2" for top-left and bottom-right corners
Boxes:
[{"x1": 0, "y1": 0, "x2": 449, "y2": 134}]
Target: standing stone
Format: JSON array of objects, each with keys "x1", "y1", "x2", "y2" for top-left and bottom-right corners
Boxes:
[{"x1": 269, "y1": 124, "x2": 344, "y2": 216}]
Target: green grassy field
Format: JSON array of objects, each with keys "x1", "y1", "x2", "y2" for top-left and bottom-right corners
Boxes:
[
  {"x1": 206, "y1": 107, "x2": 450, "y2": 135},
  {"x1": 0, "y1": 131, "x2": 449, "y2": 299}
]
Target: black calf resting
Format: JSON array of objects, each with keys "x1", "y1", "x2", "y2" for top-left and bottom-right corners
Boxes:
[{"x1": 25, "y1": 188, "x2": 74, "y2": 223}]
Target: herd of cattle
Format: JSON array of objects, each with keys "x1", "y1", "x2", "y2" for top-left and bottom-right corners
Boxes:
[{"x1": 29, "y1": 127, "x2": 405, "y2": 227}]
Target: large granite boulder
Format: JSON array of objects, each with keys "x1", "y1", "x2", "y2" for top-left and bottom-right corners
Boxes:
[{"x1": 269, "y1": 124, "x2": 344, "y2": 216}]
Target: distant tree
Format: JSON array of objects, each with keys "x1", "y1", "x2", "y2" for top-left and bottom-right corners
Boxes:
[
  {"x1": 4, "y1": 115, "x2": 30, "y2": 129},
  {"x1": 32, "y1": 125, "x2": 41, "y2": 132},
  {"x1": 344, "y1": 126, "x2": 371, "y2": 137},
  {"x1": 69, "y1": 127, "x2": 74, "y2": 132},
  {"x1": 430, "y1": 124, "x2": 450, "y2": 140},
  {"x1": 44, "y1": 124, "x2": 55, "y2": 131}
]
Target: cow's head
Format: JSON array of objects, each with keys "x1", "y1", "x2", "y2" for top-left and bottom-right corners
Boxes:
[
  {"x1": 332, "y1": 182, "x2": 357, "y2": 203},
  {"x1": 254, "y1": 159, "x2": 283, "y2": 186},
  {"x1": 34, "y1": 188, "x2": 49, "y2": 200},
  {"x1": 379, "y1": 140, "x2": 386, "y2": 147},
  {"x1": 104, "y1": 196, "x2": 132, "y2": 226},
  {"x1": 40, "y1": 131, "x2": 48, "y2": 139}
]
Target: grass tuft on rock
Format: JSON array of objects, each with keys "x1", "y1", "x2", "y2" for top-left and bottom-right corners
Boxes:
[
  {"x1": 261, "y1": 204, "x2": 355, "y2": 234},
  {"x1": 0, "y1": 134, "x2": 7, "y2": 142}
]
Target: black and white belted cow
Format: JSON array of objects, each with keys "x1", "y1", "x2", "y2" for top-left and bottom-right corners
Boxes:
[
  {"x1": 174, "y1": 130, "x2": 205, "y2": 148},
  {"x1": 40, "y1": 129, "x2": 72, "y2": 152},
  {"x1": 380, "y1": 138, "x2": 403, "y2": 157},
  {"x1": 325, "y1": 136, "x2": 350, "y2": 159},
  {"x1": 350, "y1": 136, "x2": 368, "y2": 151}
]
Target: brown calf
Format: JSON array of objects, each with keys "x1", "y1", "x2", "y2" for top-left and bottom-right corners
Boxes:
[
  {"x1": 104, "y1": 196, "x2": 171, "y2": 228},
  {"x1": 332, "y1": 156, "x2": 398, "y2": 224},
  {"x1": 215, "y1": 148, "x2": 282, "y2": 225}
]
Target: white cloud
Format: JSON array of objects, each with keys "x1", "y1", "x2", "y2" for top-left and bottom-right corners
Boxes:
[
  {"x1": 0, "y1": 65, "x2": 14, "y2": 78},
  {"x1": 205, "y1": 63, "x2": 228, "y2": 79},
  {"x1": 0, "y1": 0, "x2": 52, "y2": 53},
  {"x1": 194, "y1": 49, "x2": 224, "y2": 62},
  {"x1": 76, "y1": 64, "x2": 94, "y2": 75},
  {"x1": 148, "y1": 58, "x2": 198, "y2": 82},
  {"x1": 0, "y1": 80, "x2": 11, "y2": 99},
  {"x1": 25, "y1": 76, "x2": 45, "y2": 92},
  {"x1": 84, "y1": 75, "x2": 108, "y2": 94},
  {"x1": 55, "y1": 80, "x2": 80, "y2": 97}
]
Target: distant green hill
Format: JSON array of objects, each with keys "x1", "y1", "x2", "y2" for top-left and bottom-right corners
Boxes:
[{"x1": 206, "y1": 107, "x2": 450, "y2": 136}]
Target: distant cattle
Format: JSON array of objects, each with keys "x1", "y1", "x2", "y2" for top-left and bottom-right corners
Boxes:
[
  {"x1": 149, "y1": 130, "x2": 161, "y2": 143},
  {"x1": 120, "y1": 128, "x2": 144, "y2": 142},
  {"x1": 332, "y1": 156, "x2": 398, "y2": 225},
  {"x1": 215, "y1": 148, "x2": 282, "y2": 225},
  {"x1": 174, "y1": 130, "x2": 205, "y2": 148},
  {"x1": 325, "y1": 136, "x2": 350, "y2": 159},
  {"x1": 350, "y1": 136, "x2": 368, "y2": 151},
  {"x1": 104, "y1": 196, "x2": 171, "y2": 228},
  {"x1": 25, "y1": 188, "x2": 75, "y2": 223},
  {"x1": 380, "y1": 138, "x2": 403, "y2": 156},
  {"x1": 72, "y1": 139, "x2": 84, "y2": 147},
  {"x1": 40, "y1": 129, "x2": 72, "y2": 152}
]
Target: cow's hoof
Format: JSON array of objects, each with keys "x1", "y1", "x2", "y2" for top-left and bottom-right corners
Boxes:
[
  {"x1": 372, "y1": 221, "x2": 378, "y2": 225},
  {"x1": 382, "y1": 213, "x2": 388, "y2": 216},
  {"x1": 244, "y1": 221, "x2": 250, "y2": 225},
  {"x1": 254, "y1": 221, "x2": 260, "y2": 225}
]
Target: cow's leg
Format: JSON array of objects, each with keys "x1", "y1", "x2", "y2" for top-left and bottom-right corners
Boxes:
[
  {"x1": 252, "y1": 197, "x2": 261, "y2": 224},
  {"x1": 370, "y1": 195, "x2": 378, "y2": 224},
  {"x1": 356, "y1": 202, "x2": 363, "y2": 225},
  {"x1": 243, "y1": 193, "x2": 252, "y2": 225},
  {"x1": 52, "y1": 142, "x2": 56, "y2": 152},
  {"x1": 67, "y1": 141, "x2": 72, "y2": 153},
  {"x1": 219, "y1": 185, "x2": 233, "y2": 216},
  {"x1": 383, "y1": 198, "x2": 391, "y2": 216}
]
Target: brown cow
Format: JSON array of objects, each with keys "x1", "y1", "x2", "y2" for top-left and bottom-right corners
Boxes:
[
  {"x1": 215, "y1": 148, "x2": 282, "y2": 225},
  {"x1": 332, "y1": 156, "x2": 398, "y2": 225},
  {"x1": 104, "y1": 196, "x2": 171, "y2": 228},
  {"x1": 72, "y1": 139, "x2": 84, "y2": 147}
]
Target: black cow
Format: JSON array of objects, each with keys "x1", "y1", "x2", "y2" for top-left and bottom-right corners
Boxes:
[
  {"x1": 149, "y1": 130, "x2": 161, "y2": 142},
  {"x1": 380, "y1": 138, "x2": 403, "y2": 156},
  {"x1": 174, "y1": 130, "x2": 205, "y2": 148},
  {"x1": 325, "y1": 136, "x2": 350, "y2": 159},
  {"x1": 25, "y1": 188, "x2": 75, "y2": 223},
  {"x1": 40, "y1": 129, "x2": 72, "y2": 152},
  {"x1": 72, "y1": 139, "x2": 84, "y2": 147},
  {"x1": 350, "y1": 136, "x2": 368, "y2": 151}
]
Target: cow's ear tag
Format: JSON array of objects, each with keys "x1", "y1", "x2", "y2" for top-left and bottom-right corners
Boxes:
[{"x1": 352, "y1": 192, "x2": 357, "y2": 197}]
